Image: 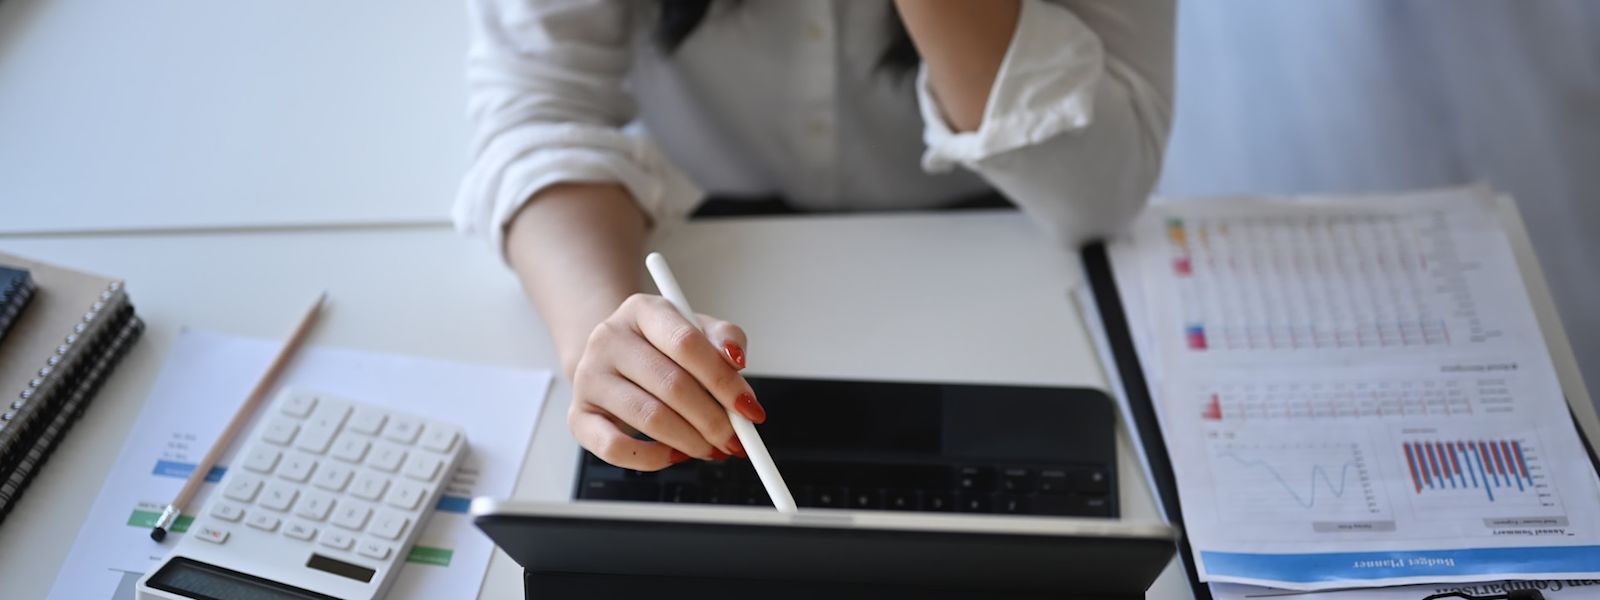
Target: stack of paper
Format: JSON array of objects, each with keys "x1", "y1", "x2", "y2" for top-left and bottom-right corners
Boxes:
[{"x1": 1108, "y1": 186, "x2": 1600, "y2": 598}]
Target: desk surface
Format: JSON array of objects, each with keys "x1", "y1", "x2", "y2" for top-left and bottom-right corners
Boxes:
[{"x1": 0, "y1": 211, "x2": 1194, "y2": 600}]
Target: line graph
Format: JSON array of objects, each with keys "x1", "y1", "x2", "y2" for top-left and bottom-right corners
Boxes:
[{"x1": 1207, "y1": 438, "x2": 1389, "y2": 524}]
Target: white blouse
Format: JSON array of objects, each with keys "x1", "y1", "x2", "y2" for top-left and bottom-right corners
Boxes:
[{"x1": 454, "y1": 0, "x2": 1174, "y2": 256}]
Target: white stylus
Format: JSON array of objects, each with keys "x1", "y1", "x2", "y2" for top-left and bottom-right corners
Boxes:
[{"x1": 645, "y1": 252, "x2": 799, "y2": 513}]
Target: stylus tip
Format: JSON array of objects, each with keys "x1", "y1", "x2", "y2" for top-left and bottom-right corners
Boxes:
[{"x1": 150, "y1": 527, "x2": 167, "y2": 542}]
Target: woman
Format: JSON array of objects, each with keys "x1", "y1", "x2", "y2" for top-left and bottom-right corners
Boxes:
[{"x1": 455, "y1": 0, "x2": 1173, "y2": 471}]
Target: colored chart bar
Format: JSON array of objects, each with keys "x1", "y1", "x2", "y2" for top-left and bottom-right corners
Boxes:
[{"x1": 1401, "y1": 439, "x2": 1535, "y2": 502}]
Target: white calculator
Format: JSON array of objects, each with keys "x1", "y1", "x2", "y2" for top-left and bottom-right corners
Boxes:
[{"x1": 137, "y1": 388, "x2": 466, "y2": 600}]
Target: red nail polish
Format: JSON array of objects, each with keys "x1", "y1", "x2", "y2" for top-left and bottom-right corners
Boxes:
[
  {"x1": 708, "y1": 448, "x2": 729, "y2": 461},
  {"x1": 668, "y1": 449, "x2": 690, "y2": 465},
  {"x1": 723, "y1": 341, "x2": 746, "y2": 369},
  {"x1": 726, "y1": 434, "x2": 747, "y2": 458},
  {"x1": 734, "y1": 392, "x2": 766, "y2": 424}
]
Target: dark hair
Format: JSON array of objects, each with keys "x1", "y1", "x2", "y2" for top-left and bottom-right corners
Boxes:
[{"x1": 656, "y1": 0, "x2": 919, "y2": 75}]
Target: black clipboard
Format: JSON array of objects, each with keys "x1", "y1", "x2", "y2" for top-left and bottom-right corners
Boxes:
[{"x1": 1079, "y1": 240, "x2": 1600, "y2": 600}]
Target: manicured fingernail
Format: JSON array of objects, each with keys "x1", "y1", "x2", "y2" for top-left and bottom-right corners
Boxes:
[
  {"x1": 708, "y1": 448, "x2": 729, "y2": 461},
  {"x1": 726, "y1": 434, "x2": 747, "y2": 458},
  {"x1": 723, "y1": 341, "x2": 746, "y2": 369},
  {"x1": 734, "y1": 392, "x2": 766, "y2": 424},
  {"x1": 668, "y1": 450, "x2": 690, "y2": 465}
]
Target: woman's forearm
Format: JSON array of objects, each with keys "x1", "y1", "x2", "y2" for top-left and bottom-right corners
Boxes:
[
  {"x1": 893, "y1": 0, "x2": 1021, "y2": 132},
  {"x1": 505, "y1": 182, "x2": 649, "y2": 378}
]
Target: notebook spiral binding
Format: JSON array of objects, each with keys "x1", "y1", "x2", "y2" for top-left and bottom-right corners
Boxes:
[{"x1": 0, "y1": 280, "x2": 143, "y2": 523}]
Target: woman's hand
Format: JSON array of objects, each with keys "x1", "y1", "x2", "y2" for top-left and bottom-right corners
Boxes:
[{"x1": 568, "y1": 293, "x2": 765, "y2": 471}]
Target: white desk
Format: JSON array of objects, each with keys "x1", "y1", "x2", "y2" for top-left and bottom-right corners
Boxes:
[{"x1": 0, "y1": 211, "x2": 1194, "y2": 599}]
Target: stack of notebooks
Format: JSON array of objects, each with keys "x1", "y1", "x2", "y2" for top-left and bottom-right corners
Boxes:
[{"x1": 0, "y1": 252, "x2": 144, "y2": 523}]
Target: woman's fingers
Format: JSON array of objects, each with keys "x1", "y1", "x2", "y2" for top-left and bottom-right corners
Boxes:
[
  {"x1": 584, "y1": 370, "x2": 720, "y2": 460},
  {"x1": 699, "y1": 314, "x2": 748, "y2": 370},
  {"x1": 612, "y1": 335, "x2": 739, "y2": 457},
  {"x1": 630, "y1": 297, "x2": 767, "y2": 424},
  {"x1": 568, "y1": 406, "x2": 688, "y2": 471}
]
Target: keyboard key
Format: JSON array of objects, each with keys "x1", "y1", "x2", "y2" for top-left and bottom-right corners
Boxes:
[
  {"x1": 332, "y1": 502, "x2": 373, "y2": 531},
  {"x1": 210, "y1": 502, "x2": 245, "y2": 522},
  {"x1": 384, "y1": 416, "x2": 422, "y2": 443},
  {"x1": 956, "y1": 466, "x2": 994, "y2": 492},
  {"x1": 1030, "y1": 493, "x2": 1112, "y2": 517},
  {"x1": 419, "y1": 425, "x2": 459, "y2": 453},
  {"x1": 807, "y1": 486, "x2": 846, "y2": 509},
  {"x1": 369, "y1": 511, "x2": 409, "y2": 541},
  {"x1": 1078, "y1": 494, "x2": 1113, "y2": 516},
  {"x1": 319, "y1": 530, "x2": 355, "y2": 551},
  {"x1": 387, "y1": 481, "x2": 427, "y2": 510},
  {"x1": 294, "y1": 424, "x2": 337, "y2": 454},
  {"x1": 223, "y1": 475, "x2": 264, "y2": 502},
  {"x1": 247, "y1": 513, "x2": 281, "y2": 532},
  {"x1": 242, "y1": 447, "x2": 282, "y2": 473},
  {"x1": 850, "y1": 489, "x2": 883, "y2": 510},
  {"x1": 281, "y1": 392, "x2": 318, "y2": 418},
  {"x1": 402, "y1": 454, "x2": 443, "y2": 482},
  {"x1": 330, "y1": 434, "x2": 371, "y2": 463},
  {"x1": 261, "y1": 419, "x2": 299, "y2": 446},
  {"x1": 296, "y1": 492, "x2": 336, "y2": 521},
  {"x1": 194, "y1": 525, "x2": 230, "y2": 544},
  {"x1": 663, "y1": 483, "x2": 700, "y2": 503},
  {"x1": 351, "y1": 472, "x2": 390, "y2": 501},
  {"x1": 999, "y1": 468, "x2": 1033, "y2": 492},
  {"x1": 580, "y1": 480, "x2": 660, "y2": 502},
  {"x1": 313, "y1": 463, "x2": 354, "y2": 492},
  {"x1": 347, "y1": 407, "x2": 387, "y2": 435},
  {"x1": 922, "y1": 491, "x2": 952, "y2": 511},
  {"x1": 357, "y1": 540, "x2": 393, "y2": 561},
  {"x1": 307, "y1": 403, "x2": 351, "y2": 431},
  {"x1": 1073, "y1": 467, "x2": 1111, "y2": 495},
  {"x1": 884, "y1": 490, "x2": 920, "y2": 510},
  {"x1": 1037, "y1": 469, "x2": 1071, "y2": 494},
  {"x1": 259, "y1": 482, "x2": 299, "y2": 512},
  {"x1": 993, "y1": 493, "x2": 1028, "y2": 514},
  {"x1": 367, "y1": 444, "x2": 407, "y2": 473},
  {"x1": 277, "y1": 453, "x2": 317, "y2": 482},
  {"x1": 956, "y1": 492, "x2": 990, "y2": 513},
  {"x1": 283, "y1": 520, "x2": 316, "y2": 541}
]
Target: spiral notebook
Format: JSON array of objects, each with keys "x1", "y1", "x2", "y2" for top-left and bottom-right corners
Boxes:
[{"x1": 0, "y1": 252, "x2": 144, "y2": 523}]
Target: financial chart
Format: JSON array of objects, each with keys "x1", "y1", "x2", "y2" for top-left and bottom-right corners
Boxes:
[{"x1": 1206, "y1": 435, "x2": 1391, "y2": 527}]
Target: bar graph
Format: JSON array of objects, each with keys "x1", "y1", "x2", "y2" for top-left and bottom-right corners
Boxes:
[{"x1": 1395, "y1": 434, "x2": 1561, "y2": 518}]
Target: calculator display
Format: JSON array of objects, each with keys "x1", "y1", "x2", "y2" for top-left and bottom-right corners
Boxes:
[{"x1": 146, "y1": 556, "x2": 340, "y2": 600}]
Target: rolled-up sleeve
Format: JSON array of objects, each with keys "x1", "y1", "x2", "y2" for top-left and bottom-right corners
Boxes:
[
  {"x1": 916, "y1": 0, "x2": 1174, "y2": 246},
  {"x1": 453, "y1": 0, "x2": 704, "y2": 258}
]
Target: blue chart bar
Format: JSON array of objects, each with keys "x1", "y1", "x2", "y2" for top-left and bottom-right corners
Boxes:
[{"x1": 1402, "y1": 440, "x2": 1533, "y2": 502}]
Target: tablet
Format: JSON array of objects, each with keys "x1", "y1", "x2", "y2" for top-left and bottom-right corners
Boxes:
[{"x1": 472, "y1": 499, "x2": 1177, "y2": 598}]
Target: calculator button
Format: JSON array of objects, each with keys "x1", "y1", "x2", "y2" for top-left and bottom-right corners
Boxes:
[
  {"x1": 419, "y1": 425, "x2": 459, "y2": 453},
  {"x1": 357, "y1": 540, "x2": 393, "y2": 561},
  {"x1": 223, "y1": 475, "x2": 264, "y2": 502},
  {"x1": 386, "y1": 481, "x2": 426, "y2": 510},
  {"x1": 319, "y1": 530, "x2": 355, "y2": 551},
  {"x1": 385, "y1": 417, "x2": 423, "y2": 443},
  {"x1": 277, "y1": 453, "x2": 317, "y2": 483},
  {"x1": 246, "y1": 513, "x2": 281, "y2": 532},
  {"x1": 351, "y1": 472, "x2": 390, "y2": 501},
  {"x1": 296, "y1": 492, "x2": 336, "y2": 521},
  {"x1": 261, "y1": 419, "x2": 299, "y2": 446},
  {"x1": 195, "y1": 525, "x2": 230, "y2": 544},
  {"x1": 313, "y1": 463, "x2": 354, "y2": 492},
  {"x1": 295, "y1": 424, "x2": 338, "y2": 454},
  {"x1": 368, "y1": 444, "x2": 407, "y2": 473},
  {"x1": 283, "y1": 520, "x2": 317, "y2": 541},
  {"x1": 308, "y1": 403, "x2": 352, "y2": 430},
  {"x1": 330, "y1": 434, "x2": 371, "y2": 463},
  {"x1": 370, "y1": 511, "x2": 409, "y2": 541},
  {"x1": 402, "y1": 454, "x2": 443, "y2": 482},
  {"x1": 259, "y1": 482, "x2": 299, "y2": 512},
  {"x1": 332, "y1": 503, "x2": 372, "y2": 531},
  {"x1": 242, "y1": 447, "x2": 282, "y2": 473},
  {"x1": 281, "y1": 392, "x2": 318, "y2": 418},
  {"x1": 348, "y1": 408, "x2": 388, "y2": 435},
  {"x1": 210, "y1": 502, "x2": 245, "y2": 522}
]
